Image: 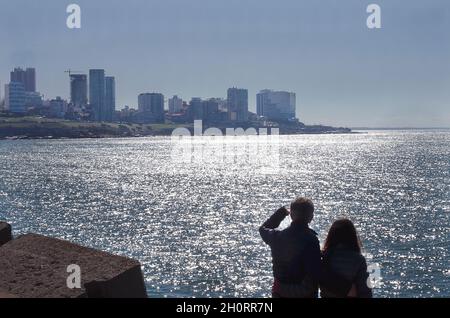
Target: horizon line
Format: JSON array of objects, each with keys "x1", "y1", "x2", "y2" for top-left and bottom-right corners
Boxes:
[{"x1": 350, "y1": 126, "x2": 450, "y2": 130}]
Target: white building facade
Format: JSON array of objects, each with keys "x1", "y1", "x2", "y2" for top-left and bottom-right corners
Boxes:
[
  {"x1": 5, "y1": 82, "x2": 26, "y2": 113},
  {"x1": 257, "y1": 89, "x2": 296, "y2": 121}
]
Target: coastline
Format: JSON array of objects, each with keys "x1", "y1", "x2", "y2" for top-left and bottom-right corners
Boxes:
[{"x1": 0, "y1": 116, "x2": 355, "y2": 141}]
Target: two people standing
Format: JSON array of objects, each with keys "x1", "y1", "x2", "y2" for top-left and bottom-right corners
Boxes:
[{"x1": 259, "y1": 197, "x2": 373, "y2": 298}]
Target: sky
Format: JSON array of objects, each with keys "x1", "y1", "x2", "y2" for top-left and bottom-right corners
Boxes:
[{"x1": 1, "y1": 0, "x2": 449, "y2": 128}]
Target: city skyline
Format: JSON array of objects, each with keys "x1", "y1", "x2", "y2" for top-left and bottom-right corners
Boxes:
[
  {"x1": 1, "y1": 0, "x2": 450, "y2": 127},
  {"x1": 2, "y1": 65, "x2": 302, "y2": 126},
  {"x1": 2, "y1": 64, "x2": 450, "y2": 128}
]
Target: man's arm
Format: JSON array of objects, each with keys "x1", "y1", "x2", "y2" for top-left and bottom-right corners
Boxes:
[{"x1": 259, "y1": 207, "x2": 289, "y2": 245}]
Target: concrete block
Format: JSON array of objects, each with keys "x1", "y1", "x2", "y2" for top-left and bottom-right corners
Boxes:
[{"x1": 0, "y1": 233, "x2": 147, "y2": 298}]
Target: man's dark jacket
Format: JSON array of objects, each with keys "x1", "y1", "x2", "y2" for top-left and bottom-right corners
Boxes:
[{"x1": 259, "y1": 207, "x2": 351, "y2": 298}]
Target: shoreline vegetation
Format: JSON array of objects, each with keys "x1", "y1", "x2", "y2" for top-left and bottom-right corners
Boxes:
[{"x1": 0, "y1": 116, "x2": 354, "y2": 140}]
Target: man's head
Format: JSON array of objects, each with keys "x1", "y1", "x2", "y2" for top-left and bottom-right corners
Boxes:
[{"x1": 290, "y1": 197, "x2": 315, "y2": 224}]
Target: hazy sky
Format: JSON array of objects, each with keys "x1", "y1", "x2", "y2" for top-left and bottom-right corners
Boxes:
[{"x1": 1, "y1": 0, "x2": 449, "y2": 127}]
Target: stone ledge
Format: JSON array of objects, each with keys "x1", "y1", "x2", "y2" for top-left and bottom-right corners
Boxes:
[{"x1": 0, "y1": 227, "x2": 147, "y2": 298}]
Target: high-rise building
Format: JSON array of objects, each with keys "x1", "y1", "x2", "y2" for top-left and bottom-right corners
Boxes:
[
  {"x1": 204, "y1": 99, "x2": 220, "y2": 122},
  {"x1": 25, "y1": 68, "x2": 35, "y2": 92},
  {"x1": 24, "y1": 92, "x2": 43, "y2": 109},
  {"x1": 227, "y1": 88, "x2": 248, "y2": 122},
  {"x1": 48, "y1": 97, "x2": 68, "y2": 118},
  {"x1": 138, "y1": 93, "x2": 165, "y2": 123},
  {"x1": 215, "y1": 98, "x2": 228, "y2": 112},
  {"x1": 190, "y1": 97, "x2": 206, "y2": 121},
  {"x1": 169, "y1": 95, "x2": 183, "y2": 114},
  {"x1": 70, "y1": 74, "x2": 88, "y2": 107},
  {"x1": 4, "y1": 82, "x2": 26, "y2": 113},
  {"x1": 257, "y1": 89, "x2": 296, "y2": 121},
  {"x1": 104, "y1": 76, "x2": 116, "y2": 122},
  {"x1": 10, "y1": 67, "x2": 36, "y2": 92},
  {"x1": 89, "y1": 69, "x2": 105, "y2": 121}
]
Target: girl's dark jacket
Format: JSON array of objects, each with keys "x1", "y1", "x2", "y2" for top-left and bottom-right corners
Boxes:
[{"x1": 320, "y1": 246, "x2": 373, "y2": 298}]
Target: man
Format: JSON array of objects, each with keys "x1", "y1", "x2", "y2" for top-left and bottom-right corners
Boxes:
[{"x1": 259, "y1": 197, "x2": 353, "y2": 298}]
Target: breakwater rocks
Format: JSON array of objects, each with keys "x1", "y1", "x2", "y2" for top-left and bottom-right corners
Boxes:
[{"x1": 0, "y1": 222, "x2": 147, "y2": 298}]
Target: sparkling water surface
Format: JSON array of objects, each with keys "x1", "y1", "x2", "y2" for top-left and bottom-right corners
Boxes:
[{"x1": 0, "y1": 130, "x2": 448, "y2": 298}]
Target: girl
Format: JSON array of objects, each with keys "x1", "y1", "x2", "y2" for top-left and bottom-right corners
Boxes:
[{"x1": 320, "y1": 219, "x2": 373, "y2": 298}]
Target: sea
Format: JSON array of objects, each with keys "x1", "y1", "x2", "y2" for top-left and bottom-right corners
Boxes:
[{"x1": 0, "y1": 129, "x2": 448, "y2": 298}]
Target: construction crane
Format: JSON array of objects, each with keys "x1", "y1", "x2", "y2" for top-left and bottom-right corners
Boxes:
[{"x1": 64, "y1": 69, "x2": 84, "y2": 76}]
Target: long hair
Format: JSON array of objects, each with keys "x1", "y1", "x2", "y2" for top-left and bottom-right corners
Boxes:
[{"x1": 323, "y1": 219, "x2": 362, "y2": 254}]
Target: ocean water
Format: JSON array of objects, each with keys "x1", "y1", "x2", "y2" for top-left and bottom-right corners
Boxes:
[{"x1": 0, "y1": 129, "x2": 448, "y2": 298}]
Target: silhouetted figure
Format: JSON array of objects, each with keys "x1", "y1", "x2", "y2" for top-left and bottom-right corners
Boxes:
[
  {"x1": 320, "y1": 219, "x2": 373, "y2": 298},
  {"x1": 259, "y1": 197, "x2": 352, "y2": 298}
]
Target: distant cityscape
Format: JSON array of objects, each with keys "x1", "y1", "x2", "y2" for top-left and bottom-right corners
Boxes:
[{"x1": 0, "y1": 67, "x2": 298, "y2": 127}]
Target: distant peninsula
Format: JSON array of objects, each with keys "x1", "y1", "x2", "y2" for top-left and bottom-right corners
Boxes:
[{"x1": 0, "y1": 116, "x2": 353, "y2": 140}]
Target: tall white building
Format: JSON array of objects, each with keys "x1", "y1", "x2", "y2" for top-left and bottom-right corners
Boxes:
[
  {"x1": 169, "y1": 95, "x2": 183, "y2": 114},
  {"x1": 5, "y1": 82, "x2": 26, "y2": 113},
  {"x1": 257, "y1": 89, "x2": 296, "y2": 121}
]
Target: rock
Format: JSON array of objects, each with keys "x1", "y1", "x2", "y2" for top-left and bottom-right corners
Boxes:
[
  {"x1": 0, "y1": 289, "x2": 17, "y2": 298},
  {"x1": 0, "y1": 233, "x2": 147, "y2": 298},
  {"x1": 0, "y1": 222, "x2": 12, "y2": 246}
]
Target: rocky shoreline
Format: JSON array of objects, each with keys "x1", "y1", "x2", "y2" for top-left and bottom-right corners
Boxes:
[{"x1": 0, "y1": 117, "x2": 354, "y2": 140}]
